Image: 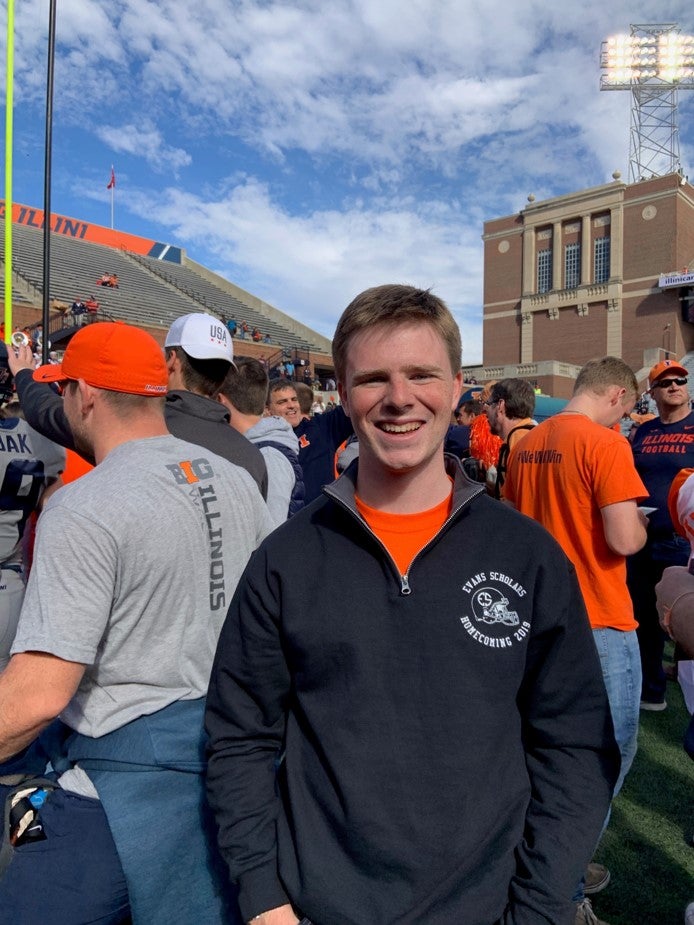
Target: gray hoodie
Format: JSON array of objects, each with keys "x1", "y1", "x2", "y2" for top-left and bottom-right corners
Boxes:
[{"x1": 246, "y1": 416, "x2": 301, "y2": 527}]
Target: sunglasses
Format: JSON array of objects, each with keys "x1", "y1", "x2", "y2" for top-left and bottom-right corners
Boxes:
[
  {"x1": 483, "y1": 399, "x2": 499, "y2": 407},
  {"x1": 652, "y1": 377, "x2": 688, "y2": 389}
]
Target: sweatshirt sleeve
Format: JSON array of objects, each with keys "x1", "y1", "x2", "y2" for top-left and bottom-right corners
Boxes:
[
  {"x1": 205, "y1": 549, "x2": 293, "y2": 921},
  {"x1": 14, "y1": 369, "x2": 87, "y2": 460},
  {"x1": 503, "y1": 557, "x2": 621, "y2": 924}
]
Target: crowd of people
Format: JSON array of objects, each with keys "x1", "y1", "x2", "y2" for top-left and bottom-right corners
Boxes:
[{"x1": 0, "y1": 294, "x2": 690, "y2": 925}]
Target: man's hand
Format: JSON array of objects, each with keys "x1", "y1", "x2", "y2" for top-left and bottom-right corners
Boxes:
[
  {"x1": 249, "y1": 904, "x2": 300, "y2": 925},
  {"x1": 7, "y1": 343, "x2": 36, "y2": 376}
]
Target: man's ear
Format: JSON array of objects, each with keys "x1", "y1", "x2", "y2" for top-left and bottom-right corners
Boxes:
[
  {"x1": 217, "y1": 393, "x2": 235, "y2": 416},
  {"x1": 451, "y1": 371, "x2": 464, "y2": 411},
  {"x1": 610, "y1": 385, "x2": 627, "y2": 407},
  {"x1": 77, "y1": 379, "x2": 96, "y2": 414},
  {"x1": 337, "y1": 381, "x2": 350, "y2": 417}
]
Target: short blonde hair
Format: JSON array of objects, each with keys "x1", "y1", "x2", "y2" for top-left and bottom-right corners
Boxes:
[{"x1": 574, "y1": 357, "x2": 638, "y2": 398}]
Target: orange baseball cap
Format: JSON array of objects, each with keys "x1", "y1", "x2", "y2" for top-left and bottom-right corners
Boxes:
[
  {"x1": 648, "y1": 358, "x2": 688, "y2": 388},
  {"x1": 34, "y1": 322, "x2": 168, "y2": 396}
]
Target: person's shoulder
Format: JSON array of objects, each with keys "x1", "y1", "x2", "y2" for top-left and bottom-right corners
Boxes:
[
  {"x1": 634, "y1": 414, "x2": 662, "y2": 433},
  {"x1": 248, "y1": 415, "x2": 299, "y2": 451},
  {"x1": 19, "y1": 419, "x2": 66, "y2": 455},
  {"x1": 160, "y1": 434, "x2": 255, "y2": 476},
  {"x1": 506, "y1": 416, "x2": 550, "y2": 450}
]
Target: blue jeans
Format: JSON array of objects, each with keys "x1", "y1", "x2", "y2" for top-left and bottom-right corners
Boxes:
[
  {"x1": 592, "y1": 627, "x2": 641, "y2": 799},
  {"x1": 573, "y1": 628, "x2": 641, "y2": 903}
]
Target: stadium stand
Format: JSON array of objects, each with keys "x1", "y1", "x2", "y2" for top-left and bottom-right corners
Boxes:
[
  {"x1": 0, "y1": 211, "x2": 332, "y2": 369},
  {"x1": 131, "y1": 252, "x2": 320, "y2": 352}
]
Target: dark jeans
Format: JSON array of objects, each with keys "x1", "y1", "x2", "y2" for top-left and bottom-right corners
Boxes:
[
  {"x1": 0, "y1": 787, "x2": 129, "y2": 924},
  {"x1": 627, "y1": 536, "x2": 689, "y2": 703}
]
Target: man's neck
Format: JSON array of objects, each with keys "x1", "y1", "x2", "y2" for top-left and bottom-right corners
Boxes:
[
  {"x1": 562, "y1": 395, "x2": 600, "y2": 423},
  {"x1": 500, "y1": 417, "x2": 534, "y2": 441},
  {"x1": 228, "y1": 410, "x2": 260, "y2": 435},
  {"x1": 658, "y1": 404, "x2": 691, "y2": 425},
  {"x1": 355, "y1": 460, "x2": 452, "y2": 514},
  {"x1": 94, "y1": 417, "x2": 169, "y2": 464}
]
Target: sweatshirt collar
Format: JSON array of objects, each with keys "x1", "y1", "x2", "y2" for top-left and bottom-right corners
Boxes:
[{"x1": 323, "y1": 454, "x2": 485, "y2": 516}]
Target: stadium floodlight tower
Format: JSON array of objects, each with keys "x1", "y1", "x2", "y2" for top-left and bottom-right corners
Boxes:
[{"x1": 600, "y1": 23, "x2": 694, "y2": 183}]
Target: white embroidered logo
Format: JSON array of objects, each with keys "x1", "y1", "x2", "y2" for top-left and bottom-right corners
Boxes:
[
  {"x1": 460, "y1": 571, "x2": 530, "y2": 649},
  {"x1": 472, "y1": 588, "x2": 519, "y2": 627}
]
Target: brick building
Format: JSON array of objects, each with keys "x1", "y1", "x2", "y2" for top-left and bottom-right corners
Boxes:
[{"x1": 473, "y1": 172, "x2": 694, "y2": 398}]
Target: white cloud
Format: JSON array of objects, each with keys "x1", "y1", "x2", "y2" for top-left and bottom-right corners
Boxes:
[
  {"x1": 124, "y1": 176, "x2": 485, "y2": 357},
  {"x1": 95, "y1": 123, "x2": 192, "y2": 174},
  {"x1": 6, "y1": 0, "x2": 694, "y2": 366}
]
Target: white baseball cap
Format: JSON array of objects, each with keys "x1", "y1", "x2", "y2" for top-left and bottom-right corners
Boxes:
[{"x1": 165, "y1": 313, "x2": 234, "y2": 363}]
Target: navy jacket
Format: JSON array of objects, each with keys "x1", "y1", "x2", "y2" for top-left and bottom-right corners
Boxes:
[
  {"x1": 293, "y1": 405, "x2": 353, "y2": 503},
  {"x1": 206, "y1": 457, "x2": 620, "y2": 925}
]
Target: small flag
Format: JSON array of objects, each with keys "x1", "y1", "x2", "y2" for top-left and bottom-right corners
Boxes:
[{"x1": 106, "y1": 167, "x2": 116, "y2": 190}]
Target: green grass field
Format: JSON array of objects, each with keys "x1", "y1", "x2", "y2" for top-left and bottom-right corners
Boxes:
[{"x1": 591, "y1": 669, "x2": 694, "y2": 925}]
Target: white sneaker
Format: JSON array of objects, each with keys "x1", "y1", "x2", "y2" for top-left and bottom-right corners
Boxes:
[{"x1": 684, "y1": 901, "x2": 694, "y2": 924}]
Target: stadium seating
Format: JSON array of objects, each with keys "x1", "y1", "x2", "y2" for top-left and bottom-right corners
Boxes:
[{"x1": 0, "y1": 218, "x2": 326, "y2": 357}]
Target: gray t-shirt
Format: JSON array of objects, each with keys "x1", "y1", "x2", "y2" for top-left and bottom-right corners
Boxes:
[{"x1": 12, "y1": 435, "x2": 273, "y2": 736}]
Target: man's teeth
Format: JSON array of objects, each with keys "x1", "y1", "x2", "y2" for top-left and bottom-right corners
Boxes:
[{"x1": 380, "y1": 422, "x2": 420, "y2": 433}]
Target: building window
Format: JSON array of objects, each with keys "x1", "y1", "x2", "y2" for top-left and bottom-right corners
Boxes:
[
  {"x1": 565, "y1": 242, "x2": 581, "y2": 290},
  {"x1": 537, "y1": 249, "x2": 552, "y2": 293},
  {"x1": 594, "y1": 237, "x2": 610, "y2": 283}
]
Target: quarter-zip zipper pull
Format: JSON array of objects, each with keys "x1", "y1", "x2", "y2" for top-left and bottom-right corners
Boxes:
[{"x1": 400, "y1": 574, "x2": 411, "y2": 595}]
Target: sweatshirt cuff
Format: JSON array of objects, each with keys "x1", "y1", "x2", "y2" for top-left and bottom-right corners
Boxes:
[{"x1": 237, "y1": 862, "x2": 291, "y2": 923}]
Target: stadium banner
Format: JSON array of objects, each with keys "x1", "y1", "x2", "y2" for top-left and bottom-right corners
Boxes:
[{"x1": 0, "y1": 201, "x2": 182, "y2": 262}]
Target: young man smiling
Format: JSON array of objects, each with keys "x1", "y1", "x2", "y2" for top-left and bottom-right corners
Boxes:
[{"x1": 206, "y1": 284, "x2": 619, "y2": 925}]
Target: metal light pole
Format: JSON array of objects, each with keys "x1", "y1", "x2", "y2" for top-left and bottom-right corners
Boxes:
[{"x1": 600, "y1": 23, "x2": 694, "y2": 183}]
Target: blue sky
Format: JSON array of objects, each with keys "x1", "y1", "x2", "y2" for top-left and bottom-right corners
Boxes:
[{"x1": 3, "y1": 1, "x2": 694, "y2": 363}]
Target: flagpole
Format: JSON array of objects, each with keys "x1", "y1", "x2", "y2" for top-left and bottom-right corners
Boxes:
[
  {"x1": 109, "y1": 165, "x2": 115, "y2": 229},
  {"x1": 4, "y1": 0, "x2": 15, "y2": 346}
]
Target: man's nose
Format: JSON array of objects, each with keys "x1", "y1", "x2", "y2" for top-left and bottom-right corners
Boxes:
[{"x1": 384, "y1": 376, "x2": 413, "y2": 408}]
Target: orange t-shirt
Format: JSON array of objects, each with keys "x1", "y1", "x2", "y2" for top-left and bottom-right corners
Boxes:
[
  {"x1": 355, "y1": 489, "x2": 452, "y2": 577},
  {"x1": 62, "y1": 448, "x2": 94, "y2": 484},
  {"x1": 504, "y1": 413, "x2": 647, "y2": 631}
]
